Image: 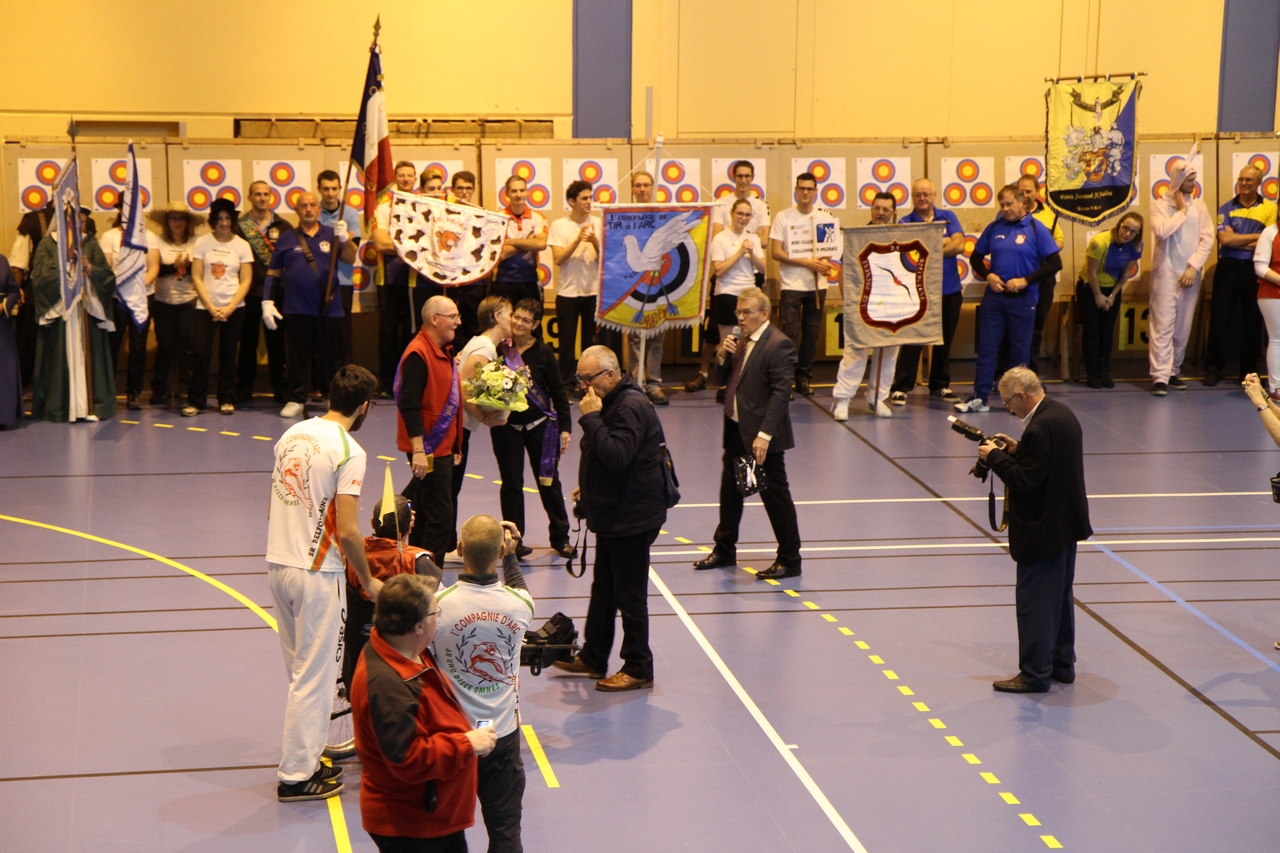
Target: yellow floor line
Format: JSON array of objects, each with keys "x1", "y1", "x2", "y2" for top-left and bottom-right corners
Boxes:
[
  {"x1": 520, "y1": 724, "x2": 560, "y2": 788},
  {"x1": 326, "y1": 796, "x2": 353, "y2": 853}
]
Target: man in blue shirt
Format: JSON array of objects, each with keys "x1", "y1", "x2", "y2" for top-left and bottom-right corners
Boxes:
[
  {"x1": 317, "y1": 170, "x2": 364, "y2": 369},
  {"x1": 955, "y1": 185, "x2": 1061, "y2": 413},
  {"x1": 891, "y1": 178, "x2": 966, "y2": 402},
  {"x1": 1204, "y1": 165, "x2": 1277, "y2": 386},
  {"x1": 263, "y1": 192, "x2": 357, "y2": 418}
]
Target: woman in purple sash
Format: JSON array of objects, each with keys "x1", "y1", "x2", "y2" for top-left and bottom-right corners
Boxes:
[{"x1": 491, "y1": 298, "x2": 574, "y2": 559}]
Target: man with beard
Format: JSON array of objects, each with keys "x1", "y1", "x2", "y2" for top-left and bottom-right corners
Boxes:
[{"x1": 267, "y1": 363, "x2": 383, "y2": 801}]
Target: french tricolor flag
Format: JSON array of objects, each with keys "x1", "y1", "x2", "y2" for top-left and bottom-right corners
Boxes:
[{"x1": 350, "y1": 44, "x2": 395, "y2": 226}]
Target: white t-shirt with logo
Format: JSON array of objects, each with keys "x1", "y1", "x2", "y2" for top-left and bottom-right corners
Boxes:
[
  {"x1": 193, "y1": 233, "x2": 254, "y2": 311},
  {"x1": 267, "y1": 417, "x2": 367, "y2": 573},
  {"x1": 155, "y1": 236, "x2": 200, "y2": 305},
  {"x1": 716, "y1": 193, "x2": 770, "y2": 234},
  {"x1": 546, "y1": 215, "x2": 601, "y2": 298},
  {"x1": 432, "y1": 578, "x2": 535, "y2": 737},
  {"x1": 710, "y1": 229, "x2": 765, "y2": 296},
  {"x1": 770, "y1": 206, "x2": 842, "y2": 292}
]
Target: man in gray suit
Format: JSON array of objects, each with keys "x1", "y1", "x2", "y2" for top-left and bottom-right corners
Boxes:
[{"x1": 693, "y1": 286, "x2": 803, "y2": 580}]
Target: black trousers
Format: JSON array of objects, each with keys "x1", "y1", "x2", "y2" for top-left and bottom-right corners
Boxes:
[
  {"x1": 15, "y1": 278, "x2": 38, "y2": 389},
  {"x1": 189, "y1": 307, "x2": 245, "y2": 408},
  {"x1": 151, "y1": 299, "x2": 197, "y2": 399},
  {"x1": 110, "y1": 297, "x2": 151, "y2": 396},
  {"x1": 1028, "y1": 276, "x2": 1057, "y2": 373},
  {"x1": 892, "y1": 291, "x2": 962, "y2": 393},
  {"x1": 338, "y1": 285, "x2": 354, "y2": 368},
  {"x1": 403, "y1": 453, "x2": 455, "y2": 565},
  {"x1": 370, "y1": 831, "x2": 466, "y2": 853},
  {"x1": 490, "y1": 421, "x2": 571, "y2": 549},
  {"x1": 713, "y1": 418, "x2": 802, "y2": 566},
  {"x1": 378, "y1": 285, "x2": 430, "y2": 391},
  {"x1": 237, "y1": 294, "x2": 287, "y2": 402},
  {"x1": 450, "y1": 428, "x2": 473, "y2": 549},
  {"x1": 581, "y1": 528, "x2": 659, "y2": 680},
  {"x1": 555, "y1": 295, "x2": 596, "y2": 381},
  {"x1": 476, "y1": 730, "x2": 525, "y2": 853},
  {"x1": 779, "y1": 290, "x2": 823, "y2": 381},
  {"x1": 1015, "y1": 543, "x2": 1077, "y2": 691},
  {"x1": 1205, "y1": 255, "x2": 1264, "y2": 377},
  {"x1": 1075, "y1": 281, "x2": 1122, "y2": 378},
  {"x1": 283, "y1": 314, "x2": 342, "y2": 404},
  {"x1": 451, "y1": 283, "x2": 488, "y2": 352}
]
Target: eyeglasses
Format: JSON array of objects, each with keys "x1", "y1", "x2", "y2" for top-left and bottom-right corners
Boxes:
[
  {"x1": 428, "y1": 606, "x2": 443, "y2": 618},
  {"x1": 795, "y1": 185, "x2": 817, "y2": 193},
  {"x1": 574, "y1": 369, "x2": 608, "y2": 384},
  {"x1": 734, "y1": 308, "x2": 763, "y2": 317},
  {"x1": 511, "y1": 315, "x2": 536, "y2": 325},
  {"x1": 431, "y1": 312, "x2": 461, "y2": 321}
]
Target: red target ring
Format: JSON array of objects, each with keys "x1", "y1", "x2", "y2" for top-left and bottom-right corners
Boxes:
[
  {"x1": 498, "y1": 187, "x2": 510, "y2": 207},
  {"x1": 22, "y1": 186, "x2": 48, "y2": 210},
  {"x1": 351, "y1": 267, "x2": 369, "y2": 291},
  {"x1": 359, "y1": 242, "x2": 379, "y2": 265},
  {"x1": 662, "y1": 161, "x2": 685, "y2": 184},
  {"x1": 140, "y1": 187, "x2": 151, "y2": 208},
  {"x1": 537, "y1": 263, "x2": 551, "y2": 286},
  {"x1": 963, "y1": 235, "x2": 978, "y2": 255},
  {"x1": 943, "y1": 183, "x2": 967, "y2": 206},
  {"x1": 527, "y1": 184, "x2": 550, "y2": 208},
  {"x1": 969, "y1": 183, "x2": 993, "y2": 206},
  {"x1": 110, "y1": 160, "x2": 129, "y2": 184},
  {"x1": 424, "y1": 162, "x2": 449, "y2": 183},
  {"x1": 808, "y1": 160, "x2": 831, "y2": 182},
  {"x1": 1019, "y1": 157, "x2": 1042, "y2": 178},
  {"x1": 594, "y1": 185, "x2": 615, "y2": 203},
  {"x1": 1250, "y1": 154, "x2": 1272, "y2": 174},
  {"x1": 956, "y1": 159, "x2": 980, "y2": 182},
  {"x1": 201, "y1": 162, "x2": 226, "y2": 185},
  {"x1": 187, "y1": 187, "x2": 212, "y2": 211},
  {"x1": 217, "y1": 186, "x2": 242, "y2": 206},
  {"x1": 957, "y1": 258, "x2": 970, "y2": 280},
  {"x1": 887, "y1": 183, "x2": 908, "y2": 205},
  {"x1": 858, "y1": 184, "x2": 880, "y2": 206},
  {"x1": 676, "y1": 184, "x2": 698, "y2": 203},
  {"x1": 750, "y1": 184, "x2": 764, "y2": 198},
  {"x1": 36, "y1": 161, "x2": 61, "y2": 185},
  {"x1": 1263, "y1": 177, "x2": 1279, "y2": 200},
  {"x1": 578, "y1": 161, "x2": 602, "y2": 183},
  {"x1": 95, "y1": 186, "x2": 119, "y2": 209},
  {"x1": 267, "y1": 188, "x2": 281, "y2": 209},
  {"x1": 656, "y1": 186, "x2": 671, "y2": 203},
  {"x1": 1151, "y1": 179, "x2": 1171, "y2": 200},
  {"x1": 346, "y1": 189, "x2": 365, "y2": 209},
  {"x1": 270, "y1": 162, "x2": 295, "y2": 186},
  {"x1": 714, "y1": 184, "x2": 735, "y2": 199},
  {"x1": 822, "y1": 184, "x2": 845, "y2": 207},
  {"x1": 826, "y1": 260, "x2": 842, "y2": 284},
  {"x1": 512, "y1": 160, "x2": 536, "y2": 181},
  {"x1": 872, "y1": 159, "x2": 895, "y2": 182},
  {"x1": 283, "y1": 187, "x2": 303, "y2": 209}
]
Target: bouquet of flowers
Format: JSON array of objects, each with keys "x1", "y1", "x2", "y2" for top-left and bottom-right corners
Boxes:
[{"x1": 463, "y1": 357, "x2": 531, "y2": 420}]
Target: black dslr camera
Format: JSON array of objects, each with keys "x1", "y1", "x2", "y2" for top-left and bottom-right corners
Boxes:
[{"x1": 948, "y1": 416, "x2": 1006, "y2": 481}]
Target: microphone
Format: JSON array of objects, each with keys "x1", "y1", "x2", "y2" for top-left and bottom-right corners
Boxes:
[{"x1": 730, "y1": 325, "x2": 743, "y2": 341}]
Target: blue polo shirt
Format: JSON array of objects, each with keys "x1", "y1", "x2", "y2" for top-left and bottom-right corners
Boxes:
[
  {"x1": 972, "y1": 214, "x2": 1058, "y2": 293},
  {"x1": 264, "y1": 224, "x2": 344, "y2": 317},
  {"x1": 319, "y1": 204, "x2": 363, "y2": 287},
  {"x1": 1217, "y1": 195, "x2": 1277, "y2": 261},
  {"x1": 900, "y1": 207, "x2": 963, "y2": 295}
]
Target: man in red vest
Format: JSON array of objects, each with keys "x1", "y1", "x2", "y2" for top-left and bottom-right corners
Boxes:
[{"x1": 395, "y1": 295, "x2": 465, "y2": 565}]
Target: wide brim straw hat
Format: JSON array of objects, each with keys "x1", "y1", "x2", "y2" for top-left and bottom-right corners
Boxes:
[{"x1": 148, "y1": 200, "x2": 207, "y2": 229}]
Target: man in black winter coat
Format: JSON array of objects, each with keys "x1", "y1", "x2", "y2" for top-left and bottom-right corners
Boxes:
[
  {"x1": 979, "y1": 367, "x2": 1092, "y2": 693},
  {"x1": 553, "y1": 345, "x2": 668, "y2": 692}
]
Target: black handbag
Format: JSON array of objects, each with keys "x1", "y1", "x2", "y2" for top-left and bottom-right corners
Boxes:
[
  {"x1": 733, "y1": 455, "x2": 767, "y2": 496},
  {"x1": 520, "y1": 612, "x2": 580, "y2": 675}
]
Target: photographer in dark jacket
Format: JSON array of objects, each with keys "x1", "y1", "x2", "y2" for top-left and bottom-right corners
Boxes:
[
  {"x1": 978, "y1": 367, "x2": 1092, "y2": 693},
  {"x1": 553, "y1": 345, "x2": 667, "y2": 692}
]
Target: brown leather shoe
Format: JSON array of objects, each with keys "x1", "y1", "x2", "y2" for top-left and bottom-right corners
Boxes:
[
  {"x1": 992, "y1": 675, "x2": 1048, "y2": 693},
  {"x1": 551, "y1": 657, "x2": 603, "y2": 678},
  {"x1": 596, "y1": 671, "x2": 654, "y2": 692}
]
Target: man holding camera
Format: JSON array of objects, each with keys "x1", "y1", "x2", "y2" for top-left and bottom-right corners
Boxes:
[{"x1": 976, "y1": 367, "x2": 1091, "y2": 693}]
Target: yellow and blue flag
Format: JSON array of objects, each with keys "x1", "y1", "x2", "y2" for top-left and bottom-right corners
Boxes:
[{"x1": 1045, "y1": 79, "x2": 1141, "y2": 225}]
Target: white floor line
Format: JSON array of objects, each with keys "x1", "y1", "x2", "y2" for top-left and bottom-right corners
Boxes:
[
  {"x1": 651, "y1": 534, "x2": 1280, "y2": 558},
  {"x1": 670, "y1": 490, "x2": 1270, "y2": 509},
  {"x1": 648, "y1": 566, "x2": 870, "y2": 853}
]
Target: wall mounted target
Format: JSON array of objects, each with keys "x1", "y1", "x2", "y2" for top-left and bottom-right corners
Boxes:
[
  {"x1": 940, "y1": 156, "x2": 994, "y2": 209},
  {"x1": 1147, "y1": 153, "x2": 1203, "y2": 201},
  {"x1": 252, "y1": 159, "x2": 308, "y2": 213},
  {"x1": 1232, "y1": 150, "x2": 1280, "y2": 202},
  {"x1": 185, "y1": 158, "x2": 243, "y2": 217},
  {"x1": 1004, "y1": 155, "x2": 1047, "y2": 202},
  {"x1": 711, "y1": 158, "x2": 768, "y2": 201},
  {"x1": 22, "y1": 186, "x2": 48, "y2": 210},
  {"x1": 496, "y1": 157, "x2": 551, "y2": 209},
  {"x1": 36, "y1": 160, "x2": 61, "y2": 185},
  {"x1": 851, "y1": 156, "x2": 898, "y2": 211},
  {"x1": 92, "y1": 156, "x2": 155, "y2": 213},
  {"x1": 644, "y1": 157, "x2": 702, "y2": 203}
]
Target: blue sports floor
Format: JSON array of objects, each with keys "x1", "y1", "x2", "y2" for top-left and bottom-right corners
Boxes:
[{"x1": 3, "y1": 373, "x2": 1280, "y2": 852}]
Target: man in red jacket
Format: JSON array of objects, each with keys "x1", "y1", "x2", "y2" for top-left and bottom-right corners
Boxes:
[{"x1": 352, "y1": 574, "x2": 497, "y2": 852}]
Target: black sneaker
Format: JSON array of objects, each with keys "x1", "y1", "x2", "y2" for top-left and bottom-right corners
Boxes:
[
  {"x1": 1202, "y1": 368, "x2": 1221, "y2": 387},
  {"x1": 795, "y1": 380, "x2": 813, "y2": 397},
  {"x1": 516, "y1": 544, "x2": 534, "y2": 560},
  {"x1": 278, "y1": 767, "x2": 344, "y2": 802},
  {"x1": 317, "y1": 762, "x2": 344, "y2": 782},
  {"x1": 1100, "y1": 371, "x2": 1115, "y2": 389},
  {"x1": 1167, "y1": 376, "x2": 1187, "y2": 390},
  {"x1": 1151, "y1": 382, "x2": 1168, "y2": 397}
]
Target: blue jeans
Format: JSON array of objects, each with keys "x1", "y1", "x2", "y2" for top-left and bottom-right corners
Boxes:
[{"x1": 974, "y1": 289, "x2": 1036, "y2": 401}]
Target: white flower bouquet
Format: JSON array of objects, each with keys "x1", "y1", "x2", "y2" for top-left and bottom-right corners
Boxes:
[{"x1": 463, "y1": 358, "x2": 531, "y2": 418}]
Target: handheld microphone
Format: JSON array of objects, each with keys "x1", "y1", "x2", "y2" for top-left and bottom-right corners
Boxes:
[{"x1": 730, "y1": 325, "x2": 743, "y2": 341}]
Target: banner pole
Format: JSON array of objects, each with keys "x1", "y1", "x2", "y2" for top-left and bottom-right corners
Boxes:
[
  {"x1": 320, "y1": 160, "x2": 356, "y2": 316},
  {"x1": 637, "y1": 331, "x2": 647, "y2": 386},
  {"x1": 873, "y1": 347, "x2": 883, "y2": 410}
]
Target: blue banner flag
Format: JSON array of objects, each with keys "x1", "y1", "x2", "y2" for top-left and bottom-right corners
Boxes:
[
  {"x1": 115, "y1": 143, "x2": 150, "y2": 329},
  {"x1": 53, "y1": 158, "x2": 85, "y2": 308}
]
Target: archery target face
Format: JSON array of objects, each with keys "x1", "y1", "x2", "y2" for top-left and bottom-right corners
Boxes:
[
  {"x1": 644, "y1": 158, "x2": 703, "y2": 204},
  {"x1": 18, "y1": 159, "x2": 65, "y2": 213},
  {"x1": 253, "y1": 160, "x2": 311, "y2": 214},
  {"x1": 183, "y1": 159, "x2": 243, "y2": 214},
  {"x1": 338, "y1": 161, "x2": 370, "y2": 211},
  {"x1": 1005, "y1": 155, "x2": 1046, "y2": 203},
  {"x1": 957, "y1": 233, "x2": 980, "y2": 285},
  {"x1": 91, "y1": 157, "x2": 154, "y2": 213},
  {"x1": 1147, "y1": 153, "x2": 1203, "y2": 201},
  {"x1": 495, "y1": 158, "x2": 551, "y2": 210},
  {"x1": 561, "y1": 158, "x2": 619, "y2": 211},
  {"x1": 711, "y1": 158, "x2": 768, "y2": 203},
  {"x1": 1232, "y1": 151, "x2": 1279, "y2": 202},
  {"x1": 940, "y1": 157, "x2": 995, "y2": 209},
  {"x1": 851, "y1": 157, "x2": 906, "y2": 211},
  {"x1": 792, "y1": 157, "x2": 849, "y2": 209}
]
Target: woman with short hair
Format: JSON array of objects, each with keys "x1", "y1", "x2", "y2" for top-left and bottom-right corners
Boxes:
[
  {"x1": 188, "y1": 198, "x2": 254, "y2": 415},
  {"x1": 147, "y1": 202, "x2": 204, "y2": 406}
]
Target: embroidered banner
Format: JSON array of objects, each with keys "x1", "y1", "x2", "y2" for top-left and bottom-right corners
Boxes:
[
  {"x1": 388, "y1": 191, "x2": 507, "y2": 286},
  {"x1": 1045, "y1": 78, "x2": 1141, "y2": 225},
  {"x1": 841, "y1": 222, "x2": 944, "y2": 348},
  {"x1": 53, "y1": 158, "x2": 85, "y2": 308},
  {"x1": 596, "y1": 203, "x2": 713, "y2": 337}
]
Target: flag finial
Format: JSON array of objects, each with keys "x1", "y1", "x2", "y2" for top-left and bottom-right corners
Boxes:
[{"x1": 372, "y1": 15, "x2": 381, "y2": 43}]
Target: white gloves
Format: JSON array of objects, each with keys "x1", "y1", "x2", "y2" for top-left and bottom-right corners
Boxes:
[
  {"x1": 262, "y1": 299, "x2": 282, "y2": 331},
  {"x1": 333, "y1": 220, "x2": 350, "y2": 243}
]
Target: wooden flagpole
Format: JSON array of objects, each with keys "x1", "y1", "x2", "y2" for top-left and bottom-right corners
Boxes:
[{"x1": 68, "y1": 118, "x2": 97, "y2": 421}]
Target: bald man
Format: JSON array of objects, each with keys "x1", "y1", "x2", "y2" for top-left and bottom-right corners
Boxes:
[
  {"x1": 891, "y1": 178, "x2": 967, "y2": 402},
  {"x1": 1206, "y1": 165, "x2": 1277, "y2": 385},
  {"x1": 264, "y1": 191, "x2": 357, "y2": 418}
]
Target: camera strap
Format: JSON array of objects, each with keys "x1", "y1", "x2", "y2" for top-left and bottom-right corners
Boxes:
[
  {"x1": 988, "y1": 477, "x2": 1009, "y2": 532},
  {"x1": 567, "y1": 516, "x2": 587, "y2": 578}
]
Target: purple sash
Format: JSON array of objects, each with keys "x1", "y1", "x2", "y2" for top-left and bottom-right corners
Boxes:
[
  {"x1": 500, "y1": 340, "x2": 559, "y2": 485},
  {"x1": 393, "y1": 347, "x2": 461, "y2": 455}
]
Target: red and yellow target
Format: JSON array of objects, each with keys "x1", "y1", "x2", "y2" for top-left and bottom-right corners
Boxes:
[
  {"x1": 218, "y1": 186, "x2": 241, "y2": 207},
  {"x1": 269, "y1": 162, "x2": 295, "y2": 186},
  {"x1": 943, "y1": 183, "x2": 967, "y2": 207},
  {"x1": 36, "y1": 161, "x2": 61, "y2": 185},
  {"x1": 1019, "y1": 158, "x2": 1043, "y2": 179},
  {"x1": 887, "y1": 182, "x2": 908, "y2": 206},
  {"x1": 95, "y1": 186, "x2": 119, "y2": 209},
  {"x1": 187, "y1": 187, "x2": 212, "y2": 211},
  {"x1": 578, "y1": 160, "x2": 603, "y2": 183},
  {"x1": 283, "y1": 187, "x2": 303, "y2": 210},
  {"x1": 1151, "y1": 179, "x2": 1171, "y2": 201},
  {"x1": 661, "y1": 161, "x2": 685, "y2": 184},
  {"x1": 109, "y1": 160, "x2": 129, "y2": 184},
  {"x1": 858, "y1": 184, "x2": 880, "y2": 207},
  {"x1": 140, "y1": 187, "x2": 151, "y2": 207},
  {"x1": 537, "y1": 263, "x2": 552, "y2": 286},
  {"x1": 675, "y1": 184, "x2": 698, "y2": 203},
  {"x1": 1249, "y1": 154, "x2": 1272, "y2": 174},
  {"x1": 822, "y1": 184, "x2": 845, "y2": 207},
  {"x1": 871, "y1": 159, "x2": 895, "y2": 182},
  {"x1": 956, "y1": 159, "x2": 980, "y2": 182},
  {"x1": 512, "y1": 160, "x2": 536, "y2": 182},
  {"x1": 826, "y1": 259, "x2": 842, "y2": 284},
  {"x1": 201, "y1": 162, "x2": 226, "y2": 185},
  {"x1": 527, "y1": 184, "x2": 550, "y2": 208},
  {"x1": 346, "y1": 188, "x2": 365, "y2": 209},
  {"x1": 714, "y1": 184, "x2": 735, "y2": 199},
  {"x1": 594, "y1": 185, "x2": 615, "y2": 203},
  {"x1": 267, "y1": 187, "x2": 282, "y2": 209},
  {"x1": 969, "y1": 183, "x2": 993, "y2": 206},
  {"x1": 1263, "y1": 176, "x2": 1279, "y2": 201},
  {"x1": 351, "y1": 266, "x2": 370, "y2": 291},
  {"x1": 22, "y1": 186, "x2": 48, "y2": 210},
  {"x1": 424, "y1": 162, "x2": 450, "y2": 183},
  {"x1": 359, "y1": 242, "x2": 380, "y2": 265},
  {"x1": 957, "y1": 258, "x2": 970, "y2": 281},
  {"x1": 808, "y1": 160, "x2": 832, "y2": 182},
  {"x1": 963, "y1": 234, "x2": 978, "y2": 256},
  {"x1": 656, "y1": 186, "x2": 672, "y2": 203}
]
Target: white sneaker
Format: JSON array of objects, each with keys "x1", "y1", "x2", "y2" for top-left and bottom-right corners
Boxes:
[
  {"x1": 873, "y1": 401, "x2": 893, "y2": 418},
  {"x1": 832, "y1": 398, "x2": 850, "y2": 421},
  {"x1": 953, "y1": 396, "x2": 989, "y2": 413},
  {"x1": 280, "y1": 401, "x2": 306, "y2": 418},
  {"x1": 889, "y1": 391, "x2": 907, "y2": 406},
  {"x1": 444, "y1": 550, "x2": 463, "y2": 565}
]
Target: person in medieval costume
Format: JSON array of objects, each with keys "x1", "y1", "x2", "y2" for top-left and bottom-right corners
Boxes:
[
  {"x1": 0, "y1": 254, "x2": 23, "y2": 428},
  {"x1": 29, "y1": 209, "x2": 117, "y2": 422}
]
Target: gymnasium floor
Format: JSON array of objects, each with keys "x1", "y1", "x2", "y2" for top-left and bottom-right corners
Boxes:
[{"x1": 3, "y1": 372, "x2": 1279, "y2": 852}]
